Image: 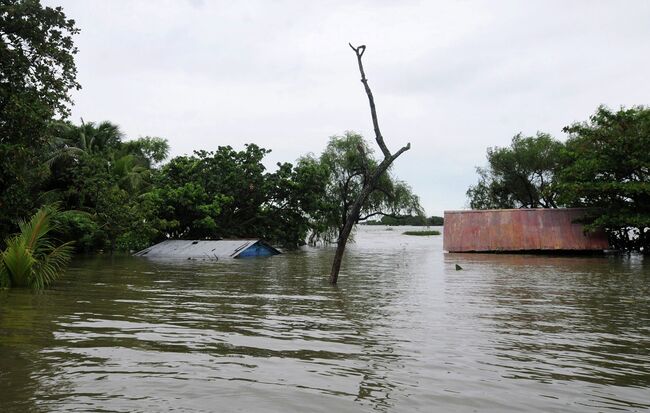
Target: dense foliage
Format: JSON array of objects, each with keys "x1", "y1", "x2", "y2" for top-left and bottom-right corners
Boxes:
[
  {"x1": 42, "y1": 120, "x2": 169, "y2": 252},
  {"x1": 3, "y1": 122, "x2": 422, "y2": 251},
  {"x1": 0, "y1": 0, "x2": 80, "y2": 238},
  {"x1": 557, "y1": 106, "x2": 650, "y2": 250},
  {"x1": 145, "y1": 145, "x2": 328, "y2": 248},
  {"x1": 467, "y1": 106, "x2": 650, "y2": 252}
]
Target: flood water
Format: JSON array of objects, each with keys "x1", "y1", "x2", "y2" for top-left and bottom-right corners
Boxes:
[{"x1": 1, "y1": 226, "x2": 649, "y2": 412}]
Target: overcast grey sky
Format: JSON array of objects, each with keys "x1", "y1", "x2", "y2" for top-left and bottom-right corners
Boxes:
[{"x1": 49, "y1": 0, "x2": 650, "y2": 215}]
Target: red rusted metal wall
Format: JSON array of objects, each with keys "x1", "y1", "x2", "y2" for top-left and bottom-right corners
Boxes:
[{"x1": 443, "y1": 208, "x2": 609, "y2": 252}]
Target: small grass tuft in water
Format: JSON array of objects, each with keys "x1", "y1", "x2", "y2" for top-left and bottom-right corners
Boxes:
[{"x1": 403, "y1": 230, "x2": 441, "y2": 236}]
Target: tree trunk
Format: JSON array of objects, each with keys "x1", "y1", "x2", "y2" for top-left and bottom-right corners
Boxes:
[
  {"x1": 329, "y1": 44, "x2": 411, "y2": 284},
  {"x1": 330, "y1": 178, "x2": 374, "y2": 282}
]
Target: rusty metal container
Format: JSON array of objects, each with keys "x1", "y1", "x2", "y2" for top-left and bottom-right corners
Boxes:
[{"x1": 443, "y1": 208, "x2": 609, "y2": 253}]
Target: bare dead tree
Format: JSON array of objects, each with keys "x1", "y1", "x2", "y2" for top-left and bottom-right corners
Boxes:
[{"x1": 329, "y1": 44, "x2": 411, "y2": 284}]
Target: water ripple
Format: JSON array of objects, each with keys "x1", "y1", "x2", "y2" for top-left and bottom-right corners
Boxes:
[{"x1": 1, "y1": 227, "x2": 649, "y2": 412}]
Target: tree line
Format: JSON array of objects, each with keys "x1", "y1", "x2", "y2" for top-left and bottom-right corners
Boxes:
[
  {"x1": 0, "y1": 1, "x2": 423, "y2": 259},
  {"x1": 467, "y1": 106, "x2": 650, "y2": 252},
  {"x1": 364, "y1": 215, "x2": 443, "y2": 226}
]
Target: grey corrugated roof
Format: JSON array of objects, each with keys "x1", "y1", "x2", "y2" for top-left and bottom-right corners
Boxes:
[{"x1": 134, "y1": 239, "x2": 268, "y2": 259}]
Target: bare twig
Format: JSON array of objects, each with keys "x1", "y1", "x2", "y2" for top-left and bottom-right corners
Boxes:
[{"x1": 349, "y1": 43, "x2": 392, "y2": 158}]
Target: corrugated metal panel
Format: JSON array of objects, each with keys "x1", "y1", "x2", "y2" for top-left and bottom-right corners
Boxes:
[
  {"x1": 134, "y1": 239, "x2": 280, "y2": 259},
  {"x1": 443, "y1": 208, "x2": 609, "y2": 253}
]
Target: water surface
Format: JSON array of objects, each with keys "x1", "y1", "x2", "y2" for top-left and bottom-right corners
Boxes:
[{"x1": 1, "y1": 226, "x2": 649, "y2": 412}]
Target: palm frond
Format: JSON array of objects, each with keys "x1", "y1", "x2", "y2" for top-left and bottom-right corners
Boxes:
[
  {"x1": 0, "y1": 205, "x2": 75, "y2": 290},
  {"x1": 32, "y1": 241, "x2": 74, "y2": 289},
  {"x1": 1, "y1": 236, "x2": 36, "y2": 288},
  {"x1": 45, "y1": 146, "x2": 86, "y2": 166},
  {"x1": 19, "y1": 206, "x2": 54, "y2": 250}
]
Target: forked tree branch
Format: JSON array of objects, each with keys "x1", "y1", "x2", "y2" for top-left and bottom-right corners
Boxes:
[{"x1": 349, "y1": 43, "x2": 396, "y2": 159}]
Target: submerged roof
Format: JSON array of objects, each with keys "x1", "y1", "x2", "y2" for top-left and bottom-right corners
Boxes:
[{"x1": 134, "y1": 239, "x2": 280, "y2": 259}]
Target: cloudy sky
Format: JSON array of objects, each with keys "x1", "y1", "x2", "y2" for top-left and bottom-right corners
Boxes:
[{"x1": 49, "y1": 0, "x2": 650, "y2": 215}]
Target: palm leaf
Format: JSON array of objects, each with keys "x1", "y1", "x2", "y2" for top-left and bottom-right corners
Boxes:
[
  {"x1": 45, "y1": 146, "x2": 86, "y2": 166},
  {"x1": 32, "y1": 241, "x2": 74, "y2": 289},
  {"x1": 0, "y1": 205, "x2": 75, "y2": 290},
  {"x1": 18, "y1": 206, "x2": 53, "y2": 250},
  {"x1": 1, "y1": 236, "x2": 36, "y2": 288}
]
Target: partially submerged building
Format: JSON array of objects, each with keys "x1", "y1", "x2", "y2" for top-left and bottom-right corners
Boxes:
[
  {"x1": 443, "y1": 208, "x2": 609, "y2": 253},
  {"x1": 134, "y1": 239, "x2": 281, "y2": 260}
]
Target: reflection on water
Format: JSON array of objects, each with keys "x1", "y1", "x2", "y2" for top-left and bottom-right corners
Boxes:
[{"x1": 1, "y1": 226, "x2": 649, "y2": 412}]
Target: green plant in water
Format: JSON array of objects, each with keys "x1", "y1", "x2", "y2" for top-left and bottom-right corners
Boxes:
[
  {"x1": 403, "y1": 230, "x2": 441, "y2": 236},
  {"x1": 0, "y1": 206, "x2": 74, "y2": 290}
]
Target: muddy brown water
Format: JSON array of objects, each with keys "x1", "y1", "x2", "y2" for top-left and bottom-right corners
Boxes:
[{"x1": 1, "y1": 226, "x2": 649, "y2": 412}]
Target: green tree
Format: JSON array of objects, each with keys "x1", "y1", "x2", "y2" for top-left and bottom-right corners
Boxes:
[
  {"x1": 151, "y1": 145, "x2": 269, "y2": 240},
  {"x1": 44, "y1": 120, "x2": 169, "y2": 252},
  {"x1": 0, "y1": 1, "x2": 80, "y2": 239},
  {"x1": 49, "y1": 120, "x2": 168, "y2": 176},
  {"x1": 557, "y1": 106, "x2": 650, "y2": 251},
  {"x1": 259, "y1": 157, "x2": 329, "y2": 247},
  {"x1": 120, "y1": 136, "x2": 170, "y2": 168},
  {"x1": 47, "y1": 120, "x2": 169, "y2": 195},
  {"x1": 0, "y1": 205, "x2": 73, "y2": 289},
  {"x1": 148, "y1": 144, "x2": 326, "y2": 248},
  {"x1": 47, "y1": 120, "x2": 124, "y2": 164},
  {"x1": 309, "y1": 132, "x2": 422, "y2": 244},
  {"x1": 466, "y1": 133, "x2": 565, "y2": 209}
]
